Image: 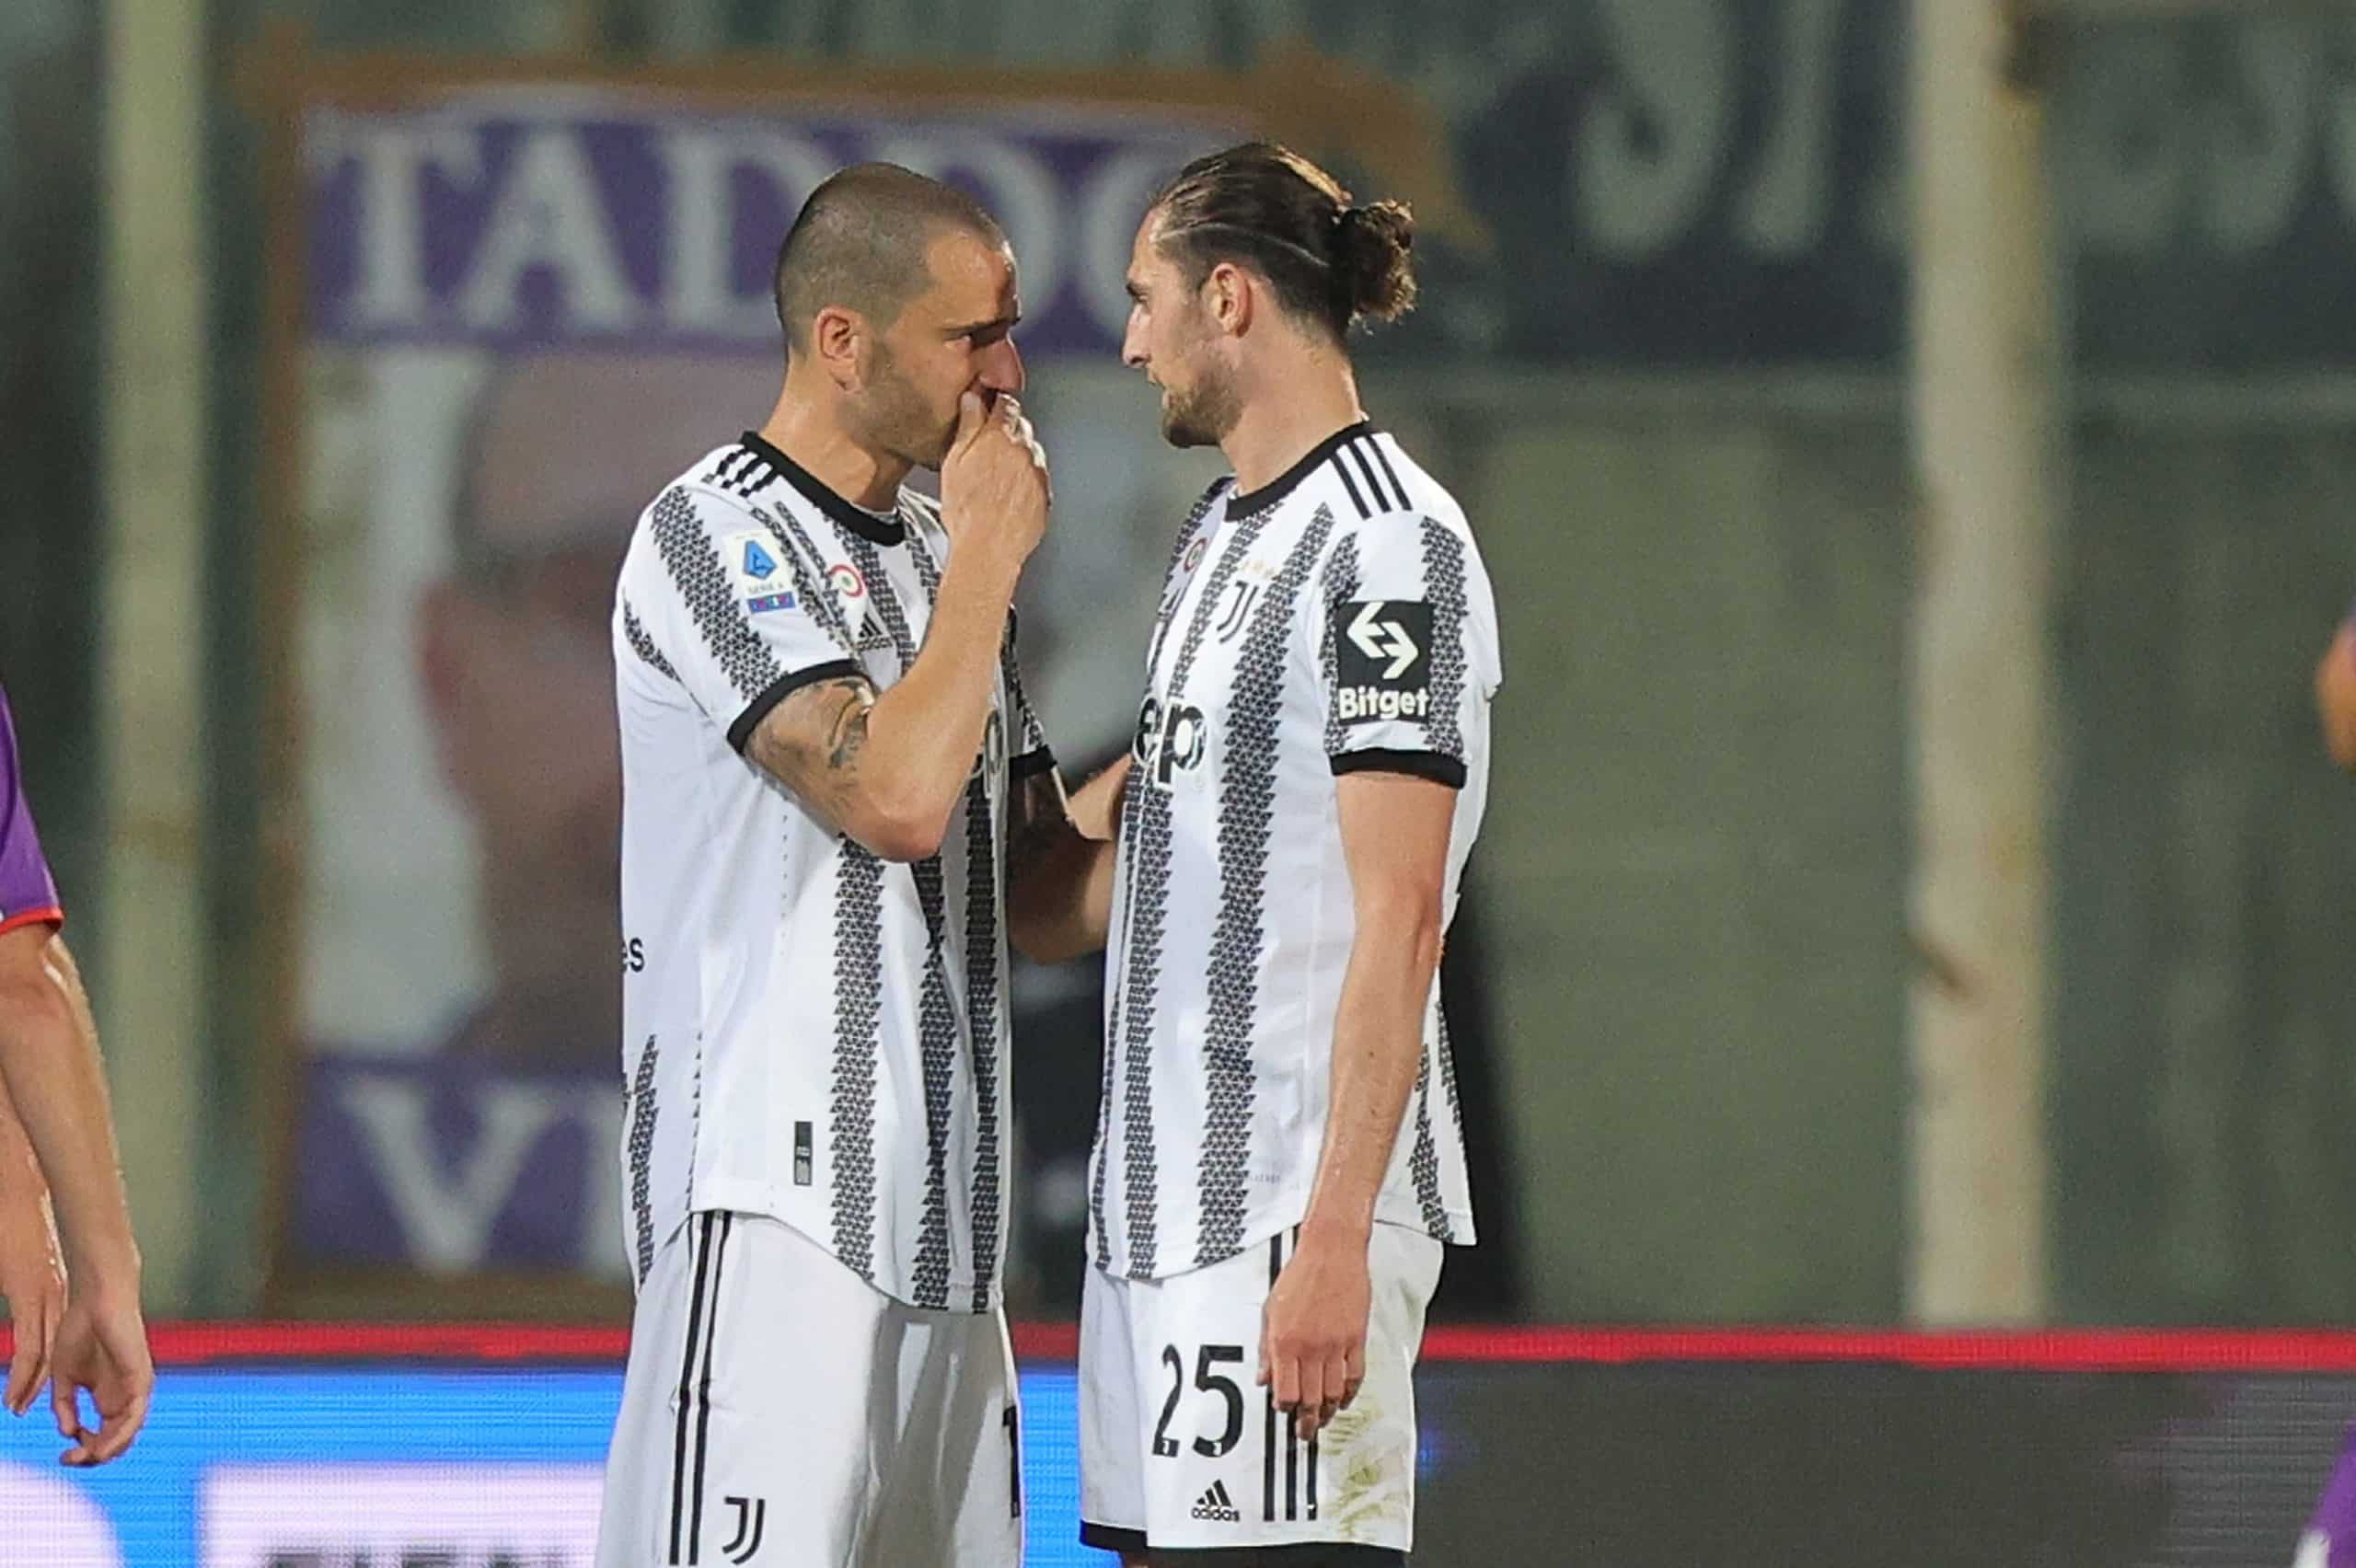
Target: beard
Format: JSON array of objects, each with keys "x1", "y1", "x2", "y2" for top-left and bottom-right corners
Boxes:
[
  {"x1": 858, "y1": 344, "x2": 959, "y2": 469},
  {"x1": 1160, "y1": 365, "x2": 1241, "y2": 449}
]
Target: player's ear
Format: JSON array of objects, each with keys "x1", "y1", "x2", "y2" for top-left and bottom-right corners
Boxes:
[
  {"x1": 1205, "y1": 260, "x2": 1251, "y2": 338},
  {"x1": 810, "y1": 305, "x2": 865, "y2": 391}
]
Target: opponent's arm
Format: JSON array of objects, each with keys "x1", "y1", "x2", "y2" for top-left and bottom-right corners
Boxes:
[
  {"x1": 1006, "y1": 754, "x2": 1132, "y2": 963},
  {"x1": 0, "y1": 926, "x2": 150, "y2": 1464},
  {"x1": 0, "y1": 1070, "x2": 64, "y2": 1417},
  {"x1": 745, "y1": 391, "x2": 1048, "y2": 862},
  {"x1": 1259, "y1": 771, "x2": 1452, "y2": 1441},
  {"x1": 2316, "y1": 617, "x2": 2356, "y2": 775},
  {"x1": 0, "y1": 929, "x2": 137, "y2": 1317}
]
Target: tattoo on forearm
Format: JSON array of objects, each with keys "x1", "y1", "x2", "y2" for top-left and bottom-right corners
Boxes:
[
  {"x1": 750, "y1": 676, "x2": 879, "y2": 829},
  {"x1": 823, "y1": 687, "x2": 872, "y2": 774}
]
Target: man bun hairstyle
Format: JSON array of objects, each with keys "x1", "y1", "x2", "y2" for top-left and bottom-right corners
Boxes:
[
  {"x1": 1331, "y1": 200, "x2": 1416, "y2": 329},
  {"x1": 1150, "y1": 142, "x2": 1417, "y2": 340}
]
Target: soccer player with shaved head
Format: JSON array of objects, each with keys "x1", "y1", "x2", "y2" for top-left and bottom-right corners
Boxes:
[{"x1": 593, "y1": 164, "x2": 1121, "y2": 1566}]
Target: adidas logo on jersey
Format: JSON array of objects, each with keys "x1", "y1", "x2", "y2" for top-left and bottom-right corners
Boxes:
[
  {"x1": 1191, "y1": 1481, "x2": 1242, "y2": 1524},
  {"x1": 1335, "y1": 686, "x2": 1431, "y2": 723}
]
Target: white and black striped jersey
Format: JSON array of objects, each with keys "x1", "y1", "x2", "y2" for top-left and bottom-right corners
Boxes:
[
  {"x1": 611, "y1": 432, "x2": 1052, "y2": 1313},
  {"x1": 1088, "y1": 421, "x2": 1499, "y2": 1282}
]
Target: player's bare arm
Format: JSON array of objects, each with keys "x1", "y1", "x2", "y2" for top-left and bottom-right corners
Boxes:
[
  {"x1": 744, "y1": 390, "x2": 1047, "y2": 860},
  {"x1": 745, "y1": 672, "x2": 884, "y2": 836},
  {"x1": 0, "y1": 1075, "x2": 64, "y2": 1419},
  {"x1": 0, "y1": 926, "x2": 151, "y2": 1465},
  {"x1": 2316, "y1": 617, "x2": 2356, "y2": 774},
  {"x1": 1007, "y1": 754, "x2": 1132, "y2": 963},
  {"x1": 1260, "y1": 770, "x2": 1453, "y2": 1442}
]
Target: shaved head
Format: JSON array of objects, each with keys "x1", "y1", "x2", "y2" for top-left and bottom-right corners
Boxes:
[{"x1": 773, "y1": 163, "x2": 1007, "y2": 355}]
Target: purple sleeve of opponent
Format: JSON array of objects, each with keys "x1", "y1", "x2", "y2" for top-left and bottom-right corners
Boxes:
[
  {"x1": 2301, "y1": 1424, "x2": 2356, "y2": 1565},
  {"x1": 0, "y1": 684, "x2": 63, "y2": 933}
]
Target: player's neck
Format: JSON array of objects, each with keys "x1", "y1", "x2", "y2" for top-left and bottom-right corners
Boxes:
[
  {"x1": 756, "y1": 378, "x2": 911, "y2": 513},
  {"x1": 1221, "y1": 357, "x2": 1365, "y2": 498}
]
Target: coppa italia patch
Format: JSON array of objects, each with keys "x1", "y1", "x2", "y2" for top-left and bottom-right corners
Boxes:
[{"x1": 1333, "y1": 599, "x2": 1432, "y2": 724}]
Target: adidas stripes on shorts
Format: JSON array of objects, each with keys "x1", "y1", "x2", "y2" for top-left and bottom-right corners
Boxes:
[
  {"x1": 1079, "y1": 1222, "x2": 1441, "y2": 1559},
  {"x1": 595, "y1": 1211, "x2": 1022, "y2": 1567}
]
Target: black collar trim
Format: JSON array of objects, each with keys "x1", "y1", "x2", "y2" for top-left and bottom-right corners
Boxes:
[
  {"x1": 1225, "y1": 420, "x2": 1376, "y2": 519},
  {"x1": 739, "y1": 431, "x2": 906, "y2": 547}
]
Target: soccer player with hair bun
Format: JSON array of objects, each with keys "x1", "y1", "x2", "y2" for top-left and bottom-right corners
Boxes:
[{"x1": 1061, "y1": 143, "x2": 1503, "y2": 1564}]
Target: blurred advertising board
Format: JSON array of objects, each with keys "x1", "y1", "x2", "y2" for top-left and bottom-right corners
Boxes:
[{"x1": 0, "y1": 1327, "x2": 2348, "y2": 1565}]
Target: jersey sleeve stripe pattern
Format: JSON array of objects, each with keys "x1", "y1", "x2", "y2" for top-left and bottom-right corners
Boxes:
[
  {"x1": 651, "y1": 487, "x2": 783, "y2": 708},
  {"x1": 1195, "y1": 506, "x2": 1341, "y2": 1266},
  {"x1": 845, "y1": 531, "x2": 966, "y2": 1311},
  {"x1": 620, "y1": 599, "x2": 680, "y2": 684},
  {"x1": 1318, "y1": 532, "x2": 1361, "y2": 757},
  {"x1": 1420, "y1": 517, "x2": 1472, "y2": 763},
  {"x1": 626, "y1": 1035, "x2": 661, "y2": 1286},
  {"x1": 1321, "y1": 507, "x2": 1472, "y2": 788},
  {"x1": 712, "y1": 499, "x2": 871, "y2": 752}
]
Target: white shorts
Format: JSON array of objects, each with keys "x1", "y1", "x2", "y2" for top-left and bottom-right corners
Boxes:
[
  {"x1": 1079, "y1": 1223, "x2": 1442, "y2": 1560},
  {"x1": 595, "y1": 1211, "x2": 1022, "y2": 1568}
]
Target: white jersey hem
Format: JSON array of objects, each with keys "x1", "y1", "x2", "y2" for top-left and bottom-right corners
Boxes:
[
  {"x1": 1107, "y1": 1188, "x2": 1477, "y2": 1283},
  {"x1": 688, "y1": 1182, "x2": 1006, "y2": 1315}
]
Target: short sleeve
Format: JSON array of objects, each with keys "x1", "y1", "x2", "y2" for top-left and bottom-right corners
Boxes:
[
  {"x1": 0, "y1": 688, "x2": 63, "y2": 933},
  {"x1": 1315, "y1": 513, "x2": 1496, "y2": 790},
  {"x1": 618, "y1": 486, "x2": 863, "y2": 754}
]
